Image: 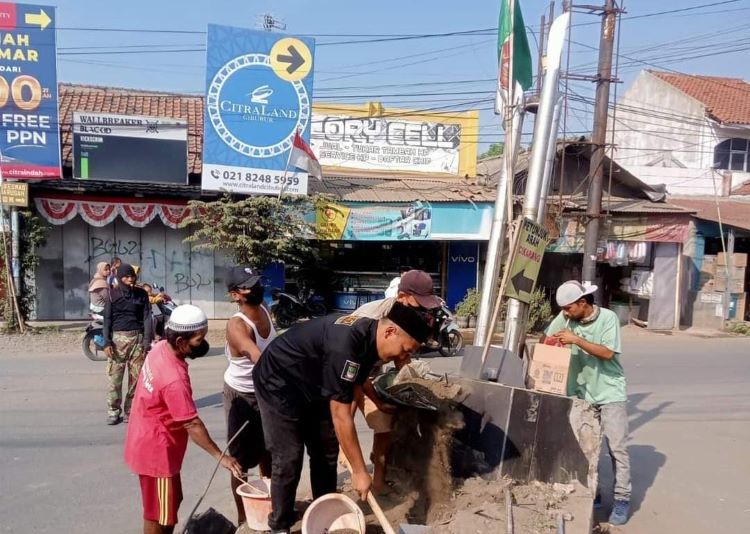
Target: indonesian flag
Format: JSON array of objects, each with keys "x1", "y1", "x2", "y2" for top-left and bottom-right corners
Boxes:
[
  {"x1": 289, "y1": 131, "x2": 322, "y2": 181},
  {"x1": 495, "y1": 0, "x2": 533, "y2": 121}
]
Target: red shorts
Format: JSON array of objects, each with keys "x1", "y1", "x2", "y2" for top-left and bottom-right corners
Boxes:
[{"x1": 139, "y1": 474, "x2": 183, "y2": 526}]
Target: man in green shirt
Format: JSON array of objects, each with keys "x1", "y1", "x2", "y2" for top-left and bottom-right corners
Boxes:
[{"x1": 542, "y1": 280, "x2": 631, "y2": 526}]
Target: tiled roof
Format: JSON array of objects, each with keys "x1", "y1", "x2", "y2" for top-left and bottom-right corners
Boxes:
[
  {"x1": 670, "y1": 197, "x2": 750, "y2": 232},
  {"x1": 59, "y1": 84, "x2": 204, "y2": 174},
  {"x1": 650, "y1": 71, "x2": 750, "y2": 125},
  {"x1": 309, "y1": 175, "x2": 495, "y2": 202},
  {"x1": 561, "y1": 196, "x2": 692, "y2": 215}
]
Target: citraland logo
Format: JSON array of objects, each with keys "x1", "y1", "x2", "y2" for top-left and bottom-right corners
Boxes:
[{"x1": 250, "y1": 85, "x2": 273, "y2": 105}]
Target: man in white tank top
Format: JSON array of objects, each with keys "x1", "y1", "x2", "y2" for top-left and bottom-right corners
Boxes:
[{"x1": 223, "y1": 266, "x2": 277, "y2": 527}]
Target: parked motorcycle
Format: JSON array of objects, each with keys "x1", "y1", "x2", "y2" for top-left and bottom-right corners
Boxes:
[
  {"x1": 423, "y1": 304, "x2": 463, "y2": 357},
  {"x1": 270, "y1": 287, "x2": 327, "y2": 329},
  {"x1": 82, "y1": 313, "x2": 107, "y2": 361}
]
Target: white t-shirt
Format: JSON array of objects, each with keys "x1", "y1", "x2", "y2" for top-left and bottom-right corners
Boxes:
[
  {"x1": 384, "y1": 277, "x2": 401, "y2": 298},
  {"x1": 223, "y1": 307, "x2": 276, "y2": 393},
  {"x1": 352, "y1": 297, "x2": 396, "y2": 320}
]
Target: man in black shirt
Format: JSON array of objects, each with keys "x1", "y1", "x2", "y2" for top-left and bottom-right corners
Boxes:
[
  {"x1": 102, "y1": 263, "x2": 153, "y2": 425},
  {"x1": 253, "y1": 302, "x2": 431, "y2": 534}
]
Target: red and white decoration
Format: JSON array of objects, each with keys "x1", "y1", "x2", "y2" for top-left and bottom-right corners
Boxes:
[
  {"x1": 290, "y1": 131, "x2": 322, "y2": 181},
  {"x1": 35, "y1": 198, "x2": 197, "y2": 228}
]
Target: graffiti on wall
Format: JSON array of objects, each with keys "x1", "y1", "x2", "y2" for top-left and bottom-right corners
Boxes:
[{"x1": 86, "y1": 237, "x2": 214, "y2": 293}]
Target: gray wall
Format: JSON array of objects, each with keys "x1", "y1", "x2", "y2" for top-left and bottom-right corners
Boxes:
[{"x1": 35, "y1": 218, "x2": 236, "y2": 320}]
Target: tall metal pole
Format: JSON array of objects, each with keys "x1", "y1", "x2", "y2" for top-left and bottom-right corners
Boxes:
[
  {"x1": 503, "y1": 12, "x2": 569, "y2": 358},
  {"x1": 474, "y1": 108, "x2": 524, "y2": 347},
  {"x1": 475, "y1": 0, "x2": 519, "y2": 348},
  {"x1": 581, "y1": 0, "x2": 617, "y2": 287},
  {"x1": 539, "y1": 96, "x2": 564, "y2": 224}
]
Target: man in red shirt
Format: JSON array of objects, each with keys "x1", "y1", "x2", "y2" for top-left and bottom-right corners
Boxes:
[{"x1": 125, "y1": 304, "x2": 242, "y2": 534}]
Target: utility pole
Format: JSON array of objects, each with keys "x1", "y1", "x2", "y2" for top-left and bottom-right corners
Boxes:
[{"x1": 581, "y1": 0, "x2": 617, "y2": 287}]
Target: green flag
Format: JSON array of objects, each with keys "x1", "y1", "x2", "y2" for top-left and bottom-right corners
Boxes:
[{"x1": 495, "y1": 0, "x2": 533, "y2": 116}]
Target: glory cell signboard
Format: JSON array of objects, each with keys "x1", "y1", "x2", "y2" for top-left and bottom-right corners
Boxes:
[
  {"x1": 0, "y1": 2, "x2": 61, "y2": 179},
  {"x1": 202, "y1": 25, "x2": 315, "y2": 196},
  {"x1": 311, "y1": 114, "x2": 462, "y2": 175}
]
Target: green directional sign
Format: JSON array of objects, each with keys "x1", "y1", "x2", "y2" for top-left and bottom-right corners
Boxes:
[{"x1": 504, "y1": 218, "x2": 549, "y2": 304}]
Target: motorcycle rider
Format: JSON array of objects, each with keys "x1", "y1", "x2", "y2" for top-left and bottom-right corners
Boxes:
[{"x1": 103, "y1": 263, "x2": 153, "y2": 425}]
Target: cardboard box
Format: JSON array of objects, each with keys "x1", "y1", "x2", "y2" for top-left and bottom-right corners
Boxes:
[
  {"x1": 528, "y1": 344, "x2": 571, "y2": 396},
  {"x1": 700, "y1": 255, "x2": 717, "y2": 275},
  {"x1": 713, "y1": 276, "x2": 745, "y2": 293},
  {"x1": 717, "y1": 252, "x2": 748, "y2": 267},
  {"x1": 714, "y1": 265, "x2": 746, "y2": 280}
]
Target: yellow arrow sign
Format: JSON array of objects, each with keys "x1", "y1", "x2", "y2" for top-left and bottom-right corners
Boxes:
[{"x1": 25, "y1": 9, "x2": 52, "y2": 31}]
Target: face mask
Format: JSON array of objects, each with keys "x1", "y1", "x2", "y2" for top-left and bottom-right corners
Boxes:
[{"x1": 185, "y1": 339, "x2": 210, "y2": 359}]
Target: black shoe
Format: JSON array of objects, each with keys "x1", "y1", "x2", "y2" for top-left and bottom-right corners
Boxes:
[{"x1": 106, "y1": 415, "x2": 121, "y2": 425}]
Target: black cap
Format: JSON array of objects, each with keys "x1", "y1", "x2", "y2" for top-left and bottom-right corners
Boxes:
[
  {"x1": 118, "y1": 263, "x2": 136, "y2": 279},
  {"x1": 226, "y1": 266, "x2": 262, "y2": 291},
  {"x1": 386, "y1": 301, "x2": 432, "y2": 344}
]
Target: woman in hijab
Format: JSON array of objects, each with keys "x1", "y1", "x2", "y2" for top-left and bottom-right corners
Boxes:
[{"x1": 89, "y1": 262, "x2": 111, "y2": 314}]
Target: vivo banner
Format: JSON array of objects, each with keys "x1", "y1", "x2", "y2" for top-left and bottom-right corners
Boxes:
[
  {"x1": 446, "y1": 242, "x2": 480, "y2": 310},
  {"x1": 311, "y1": 114, "x2": 462, "y2": 174}
]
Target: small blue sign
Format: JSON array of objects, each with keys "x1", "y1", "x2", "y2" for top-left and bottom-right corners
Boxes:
[
  {"x1": 0, "y1": 2, "x2": 61, "y2": 180},
  {"x1": 202, "y1": 25, "x2": 315, "y2": 196}
]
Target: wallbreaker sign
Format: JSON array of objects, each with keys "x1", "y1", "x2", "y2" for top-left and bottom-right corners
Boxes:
[
  {"x1": 0, "y1": 2, "x2": 61, "y2": 180},
  {"x1": 202, "y1": 25, "x2": 315, "y2": 196},
  {"x1": 72, "y1": 112, "x2": 188, "y2": 184},
  {"x1": 504, "y1": 218, "x2": 549, "y2": 304}
]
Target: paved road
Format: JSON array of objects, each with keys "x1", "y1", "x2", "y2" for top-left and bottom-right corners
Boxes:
[{"x1": 0, "y1": 331, "x2": 748, "y2": 533}]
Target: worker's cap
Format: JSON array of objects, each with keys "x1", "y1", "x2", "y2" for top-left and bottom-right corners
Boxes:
[
  {"x1": 166, "y1": 304, "x2": 208, "y2": 333},
  {"x1": 386, "y1": 301, "x2": 433, "y2": 344},
  {"x1": 118, "y1": 263, "x2": 137, "y2": 279},
  {"x1": 226, "y1": 266, "x2": 262, "y2": 291},
  {"x1": 398, "y1": 270, "x2": 441, "y2": 309},
  {"x1": 556, "y1": 280, "x2": 598, "y2": 307}
]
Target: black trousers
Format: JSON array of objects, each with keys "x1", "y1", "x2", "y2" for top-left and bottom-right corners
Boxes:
[{"x1": 255, "y1": 390, "x2": 339, "y2": 531}]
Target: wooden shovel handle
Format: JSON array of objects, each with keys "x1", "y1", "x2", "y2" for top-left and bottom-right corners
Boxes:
[{"x1": 366, "y1": 491, "x2": 396, "y2": 534}]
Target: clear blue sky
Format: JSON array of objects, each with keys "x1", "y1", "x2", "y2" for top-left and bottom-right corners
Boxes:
[{"x1": 45, "y1": 0, "x2": 750, "y2": 152}]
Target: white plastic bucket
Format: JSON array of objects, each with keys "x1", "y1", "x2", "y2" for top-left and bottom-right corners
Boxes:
[
  {"x1": 236, "y1": 478, "x2": 272, "y2": 532},
  {"x1": 301, "y1": 493, "x2": 367, "y2": 534}
]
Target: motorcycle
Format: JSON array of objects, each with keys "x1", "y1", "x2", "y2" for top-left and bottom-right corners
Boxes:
[
  {"x1": 270, "y1": 287, "x2": 327, "y2": 329},
  {"x1": 82, "y1": 313, "x2": 107, "y2": 361},
  {"x1": 149, "y1": 285, "x2": 176, "y2": 338},
  {"x1": 423, "y1": 304, "x2": 464, "y2": 357}
]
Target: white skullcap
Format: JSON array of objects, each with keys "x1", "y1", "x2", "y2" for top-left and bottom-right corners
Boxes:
[{"x1": 166, "y1": 304, "x2": 208, "y2": 333}]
